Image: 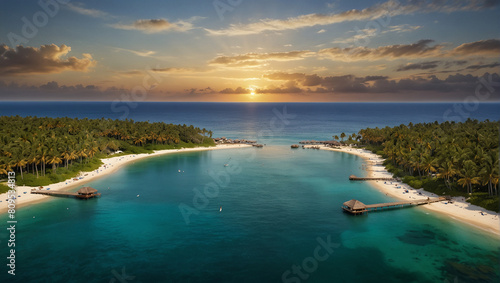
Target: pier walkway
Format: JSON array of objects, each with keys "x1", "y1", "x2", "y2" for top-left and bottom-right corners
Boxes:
[
  {"x1": 342, "y1": 197, "x2": 448, "y2": 215},
  {"x1": 349, "y1": 175, "x2": 399, "y2": 181},
  {"x1": 31, "y1": 187, "x2": 101, "y2": 199}
]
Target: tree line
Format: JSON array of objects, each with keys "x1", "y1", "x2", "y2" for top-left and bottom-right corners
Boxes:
[
  {"x1": 358, "y1": 119, "x2": 499, "y2": 197},
  {"x1": 0, "y1": 116, "x2": 214, "y2": 181}
]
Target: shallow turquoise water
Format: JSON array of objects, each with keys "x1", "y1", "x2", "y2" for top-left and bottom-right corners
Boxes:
[{"x1": 1, "y1": 147, "x2": 499, "y2": 282}]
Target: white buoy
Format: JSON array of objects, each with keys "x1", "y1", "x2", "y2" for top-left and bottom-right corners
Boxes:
[
  {"x1": 178, "y1": 169, "x2": 181, "y2": 173},
  {"x1": 137, "y1": 194, "x2": 140, "y2": 197}
]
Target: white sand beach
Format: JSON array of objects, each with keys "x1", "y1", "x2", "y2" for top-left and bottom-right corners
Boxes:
[
  {"x1": 0, "y1": 144, "x2": 251, "y2": 214},
  {"x1": 313, "y1": 145, "x2": 500, "y2": 237}
]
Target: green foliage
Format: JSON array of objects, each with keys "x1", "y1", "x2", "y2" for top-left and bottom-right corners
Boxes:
[
  {"x1": 468, "y1": 193, "x2": 500, "y2": 212},
  {"x1": 0, "y1": 183, "x2": 10, "y2": 194},
  {"x1": 359, "y1": 119, "x2": 499, "y2": 211},
  {"x1": 0, "y1": 116, "x2": 215, "y2": 187}
]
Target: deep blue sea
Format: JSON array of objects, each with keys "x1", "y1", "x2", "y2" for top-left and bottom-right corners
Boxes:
[{"x1": 1, "y1": 102, "x2": 499, "y2": 282}]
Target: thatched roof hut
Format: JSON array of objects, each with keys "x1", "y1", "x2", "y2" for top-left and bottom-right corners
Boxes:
[
  {"x1": 77, "y1": 187, "x2": 98, "y2": 195},
  {"x1": 342, "y1": 199, "x2": 367, "y2": 214}
]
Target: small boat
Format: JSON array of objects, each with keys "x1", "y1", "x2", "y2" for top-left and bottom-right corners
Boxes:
[
  {"x1": 224, "y1": 164, "x2": 229, "y2": 167},
  {"x1": 219, "y1": 206, "x2": 222, "y2": 212}
]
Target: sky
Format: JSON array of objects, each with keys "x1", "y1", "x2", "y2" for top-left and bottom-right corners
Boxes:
[{"x1": 0, "y1": 0, "x2": 499, "y2": 102}]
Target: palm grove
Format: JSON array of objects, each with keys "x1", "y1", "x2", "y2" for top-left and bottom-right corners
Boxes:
[
  {"x1": 0, "y1": 116, "x2": 214, "y2": 188},
  {"x1": 358, "y1": 119, "x2": 499, "y2": 211}
]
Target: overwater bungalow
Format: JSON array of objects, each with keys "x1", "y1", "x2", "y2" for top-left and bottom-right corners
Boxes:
[{"x1": 342, "y1": 199, "x2": 368, "y2": 215}]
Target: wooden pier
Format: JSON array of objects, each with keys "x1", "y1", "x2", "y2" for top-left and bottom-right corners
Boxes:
[
  {"x1": 349, "y1": 175, "x2": 399, "y2": 181},
  {"x1": 342, "y1": 197, "x2": 448, "y2": 215},
  {"x1": 31, "y1": 187, "x2": 101, "y2": 200}
]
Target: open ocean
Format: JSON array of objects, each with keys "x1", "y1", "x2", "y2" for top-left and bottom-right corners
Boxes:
[{"x1": 1, "y1": 102, "x2": 499, "y2": 282}]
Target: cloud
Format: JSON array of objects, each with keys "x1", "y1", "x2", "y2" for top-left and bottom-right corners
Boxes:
[
  {"x1": 151, "y1": 67, "x2": 199, "y2": 74},
  {"x1": 331, "y1": 28, "x2": 378, "y2": 45},
  {"x1": 397, "y1": 61, "x2": 441, "y2": 71},
  {"x1": 465, "y1": 62, "x2": 500, "y2": 70},
  {"x1": 451, "y1": 39, "x2": 500, "y2": 56},
  {"x1": 206, "y1": 0, "x2": 497, "y2": 36},
  {"x1": 257, "y1": 84, "x2": 303, "y2": 94},
  {"x1": 261, "y1": 71, "x2": 499, "y2": 94},
  {"x1": 113, "y1": 47, "x2": 156, "y2": 57},
  {"x1": 319, "y1": 39, "x2": 443, "y2": 61},
  {"x1": 383, "y1": 24, "x2": 421, "y2": 34},
  {"x1": 219, "y1": 87, "x2": 249, "y2": 94},
  {"x1": 443, "y1": 60, "x2": 468, "y2": 68},
  {"x1": 116, "y1": 70, "x2": 144, "y2": 76},
  {"x1": 397, "y1": 60, "x2": 479, "y2": 72},
  {"x1": 209, "y1": 50, "x2": 314, "y2": 67},
  {"x1": 0, "y1": 44, "x2": 96, "y2": 76},
  {"x1": 1, "y1": 80, "x2": 101, "y2": 93},
  {"x1": 66, "y1": 3, "x2": 110, "y2": 18},
  {"x1": 332, "y1": 24, "x2": 420, "y2": 45},
  {"x1": 111, "y1": 17, "x2": 200, "y2": 33},
  {"x1": 317, "y1": 29, "x2": 327, "y2": 34},
  {"x1": 184, "y1": 87, "x2": 216, "y2": 95}
]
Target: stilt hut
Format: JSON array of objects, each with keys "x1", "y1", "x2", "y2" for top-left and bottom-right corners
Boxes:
[
  {"x1": 76, "y1": 187, "x2": 101, "y2": 199},
  {"x1": 342, "y1": 199, "x2": 367, "y2": 215}
]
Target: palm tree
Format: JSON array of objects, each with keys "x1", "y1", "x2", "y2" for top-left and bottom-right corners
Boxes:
[
  {"x1": 457, "y1": 160, "x2": 480, "y2": 195},
  {"x1": 340, "y1": 132, "x2": 346, "y2": 142},
  {"x1": 479, "y1": 154, "x2": 499, "y2": 196},
  {"x1": 421, "y1": 153, "x2": 438, "y2": 176},
  {"x1": 437, "y1": 159, "x2": 456, "y2": 190},
  {"x1": 47, "y1": 154, "x2": 62, "y2": 173}
]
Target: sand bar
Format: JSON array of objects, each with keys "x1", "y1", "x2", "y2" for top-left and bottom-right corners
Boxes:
[{"x1": 0, "y1": 144, "x2": 252, "y2": 214}]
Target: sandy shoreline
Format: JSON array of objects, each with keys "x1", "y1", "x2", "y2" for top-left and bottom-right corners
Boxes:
[
  {"x1": 310, "y1": 145, "x2": 500, "y2": 237},
  {"x1": 0, "y1": 144, "x2": 252, "y2": 214}
]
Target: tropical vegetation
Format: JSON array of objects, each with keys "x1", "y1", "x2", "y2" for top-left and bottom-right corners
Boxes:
[
  {"x1": 355, "y1": 119, "x2": 499, "y2": 211},
  {"x1": 0, "y1": 116, "x2": 215, "y2": 186}
]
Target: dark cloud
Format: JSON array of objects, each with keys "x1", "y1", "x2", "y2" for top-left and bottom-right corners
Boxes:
[
  {"x1": 319, "y1": 40, "x2": 443, "y2": 61},
  {"x1": 219, "y1": 87, "x2": 248, "y2": 94},
  {"x1": 397, "y1": 61, "x2": 441, "y2": 71},
  {"x1": 0, "y1": 44, "x2": 96, "y2": 76},
  {"x1": 443, "y1": 60, "x2": 468, "y2": 68},
  {"x1": 261, "y1": 71, "x2": 500, "y2": 94},
  {"x1": 452, "y1": 39, "x2": 500, "y2": 56},
  {"x1": 184, "y1": 87, "x2": 216, "y2": 95},
  {"x1": 465, "y1": 62, "x2": 500, "y2": 70}
]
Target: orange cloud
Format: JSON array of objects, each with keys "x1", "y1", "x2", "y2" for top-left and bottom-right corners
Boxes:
[
  {"x1": 451, "y1": 39, "x2": 500, "y2": 56},
  {"x1": 111, "y1": 18, "x2": 200, "y2": 33},
  {"x1": 209, "y1": 51, "x2": 314, "y2": 67},
  {"x1": 0, "y1": 44, "x2": 96, "y2": 76}
]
